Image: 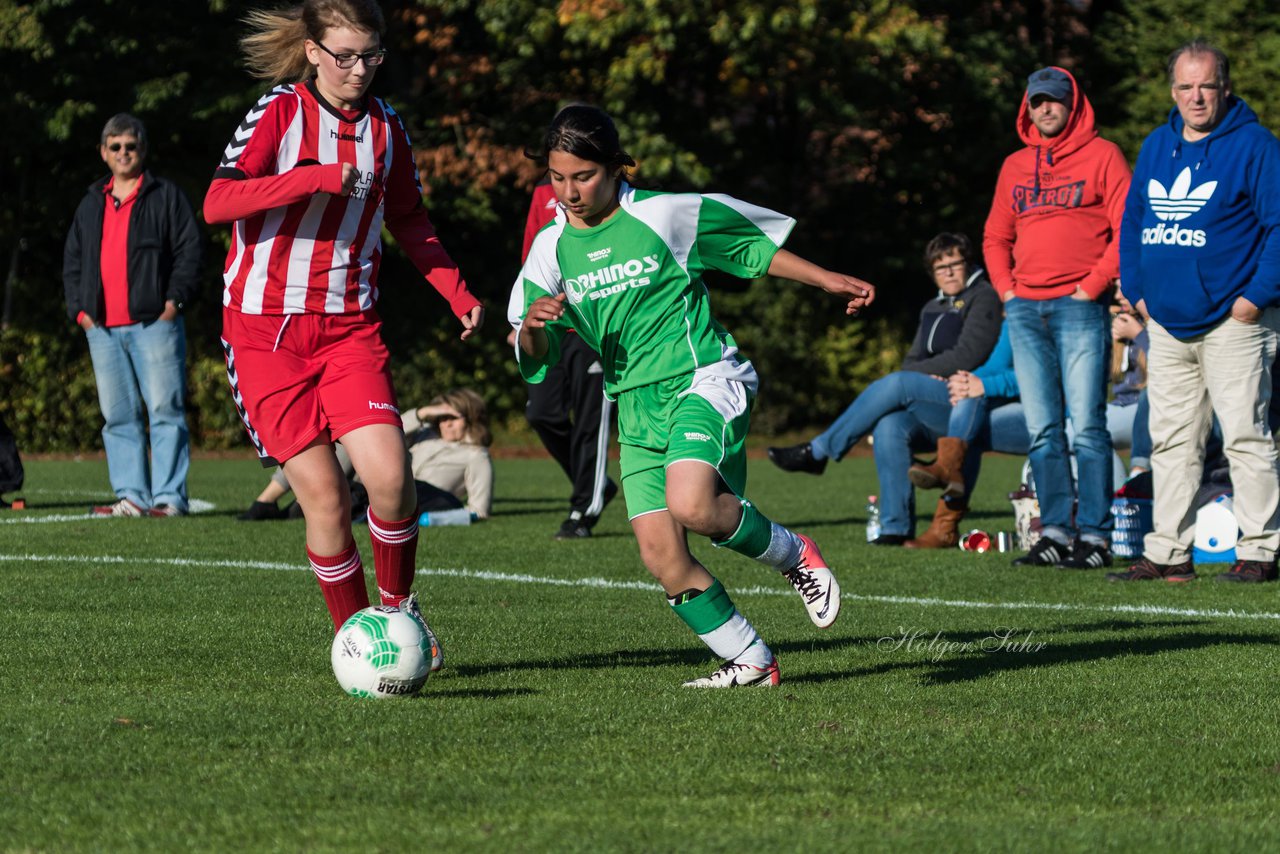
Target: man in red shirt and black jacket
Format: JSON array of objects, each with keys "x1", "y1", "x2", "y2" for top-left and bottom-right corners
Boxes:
[{"x1": 63, "y1": 113, "x2": 202, "y2": 518}]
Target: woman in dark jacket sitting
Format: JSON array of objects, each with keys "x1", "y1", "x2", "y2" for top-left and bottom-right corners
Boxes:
[{"x1": 768, "y1": 232, "x2": 1002, "y2": 491}]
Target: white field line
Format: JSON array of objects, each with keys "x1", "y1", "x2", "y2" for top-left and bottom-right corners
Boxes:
[
  {"x1": 2, "y1": 552, "x2": 1280, "y2": 623},
  {"x1": 0, "y1": 499, "x2": 217, "y2": 523}
]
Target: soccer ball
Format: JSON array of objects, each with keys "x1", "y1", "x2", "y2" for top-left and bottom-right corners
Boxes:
[{"x1": 331, "y1": 605, "x2": 432, "y2": 698}]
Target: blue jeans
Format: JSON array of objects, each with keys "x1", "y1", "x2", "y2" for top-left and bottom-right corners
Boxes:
[
  {"x1": 86, "y1": 318, "x2": 190, "y2": 511},
  {"x1": 1004, "y1": 297, "x2": 1111, "y2": 542},
  {"x1": 948, "y1": 395, "x2": 992, "y2": 443},
  {"x1": 871, "y1": 401, "x2": 1028, "y2": 536},
  {"x1": 811, "y1": 371, "x2": 950, "y2": 461},
  {"x1": 1106, "y1": 399, "x2": 1150, "y2": 471}
]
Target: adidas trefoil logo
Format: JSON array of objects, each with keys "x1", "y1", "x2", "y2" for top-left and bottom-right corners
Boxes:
[{"x1": 1148, "y1": 167, "x2": 1217, "y2": 222}]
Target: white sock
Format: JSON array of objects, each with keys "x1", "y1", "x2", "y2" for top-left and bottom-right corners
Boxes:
[
  {"x1": 695, "y1": 611, "x2": 772, "y2": 666},
  {"x1": 756, "y1": 522, "x2": 803, "y2": 570}
]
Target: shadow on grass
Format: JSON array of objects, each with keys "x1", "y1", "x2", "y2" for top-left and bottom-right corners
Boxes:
[
  {"x1": 786, "y1": 619, "x2": 1280, "y2": 686},
  {"x1": 450, "y1": 632, "x2": 883, "y2": 678},
  {"x1": 424, "y1": 687, "x2": 537, "y2": 700}
]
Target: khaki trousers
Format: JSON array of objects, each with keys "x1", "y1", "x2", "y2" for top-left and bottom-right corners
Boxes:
[{"x1": 1144, "y1": 313, "x2": 1279, "y2": 563}]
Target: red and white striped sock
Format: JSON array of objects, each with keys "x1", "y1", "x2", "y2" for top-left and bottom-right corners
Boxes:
[
  {"x1": 368, "y1": 511, "x2": 419, "y2": 607},
  {"x1": 307, "y1": 541, "x2": 369, "y2": 631}
]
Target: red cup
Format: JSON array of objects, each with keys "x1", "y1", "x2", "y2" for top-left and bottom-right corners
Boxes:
[{"x1": 959, "y1": 529, "x2": 991, "y2": 553}]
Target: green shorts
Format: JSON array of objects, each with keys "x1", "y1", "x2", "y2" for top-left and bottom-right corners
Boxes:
[{"x1": 616, "y1": 370, "x2": 754, "y2": 519}]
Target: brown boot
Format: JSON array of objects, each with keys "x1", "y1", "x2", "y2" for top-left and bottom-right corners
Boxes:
[
  {"x1": 907, "y1": 437, "x2": 968, "y2": 499},
  {"x1": 904, "y1": 497, "x2": 967, "y2": 549}
]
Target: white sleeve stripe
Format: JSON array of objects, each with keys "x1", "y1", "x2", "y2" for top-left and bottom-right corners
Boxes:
[{"x1": 702, "y1": 193, "x2": 794, "y2": 246}]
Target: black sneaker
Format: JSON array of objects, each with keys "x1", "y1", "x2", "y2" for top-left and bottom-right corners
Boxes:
[
  {"x1": 1011, "y1": 536, "x2": 1070, "y2": 567},
  {"x1": 1214, "y1": 559, "x2": 1278, "y2": 583},
  {"x1": 554, "y1": 516, "x2": 591, "y2": 540},
  {"x1": 766, "y1": 443, "x2": 827, "y2": 475},
  {"x1": 237, "y1": 500, "x2": 284, "y2": 521},
  {"x1": 1105, "y1": 556, "x2": 1197, "y2": 582},
  {"x1": 870, "y1": 534, "x2": 909, "y2": 546},
  {"x1": 1058, "y1": 539, "x2": 1113, "y2": 569}
]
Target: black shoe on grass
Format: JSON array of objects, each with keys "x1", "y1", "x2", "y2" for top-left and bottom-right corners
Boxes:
[
  {"x1": 555, "y1": 516, "x2": 591, "y2": 540},
  {"x1": 1058, "y1": 539, "x2": 1113, "y2": 569},
  {"x1": 1214, "y1": 559, "x2": 1277, "y2": 583},
  {"x1": 1011, "y1": 536, "x2": 1069, "y2": 567},
  {"x1": 238, "y1": 500, "x2": 285, "y2": 521},
  {"x1": 1105, "y1": 556, "x2": 1197, "y2": 582}
]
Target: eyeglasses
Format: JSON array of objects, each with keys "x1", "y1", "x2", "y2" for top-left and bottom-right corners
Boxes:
[
  {"x1": 931, "y1": 260, "x2": 966, "y2": 276},
  {"x1": 316, "y1": 41, "x2": 387, "y2": 69},
  {"x1": 107, "y1": 142, "x2": 139, "y2": 153}
]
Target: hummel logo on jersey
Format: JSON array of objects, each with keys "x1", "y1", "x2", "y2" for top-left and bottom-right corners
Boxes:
[
  {"x1": 565, "y1": 255, "x2": 661, "y2": 303},
  {"x1": 1143, "y1": 167, "x2": 1216, "y2": 247},
  {"x1": 330, "y1": 129, "x2": 365, "y2": 143},
  {"x1": 368, "y1": 401, "x2": 399, "y2": 413},
  {"x1": 587, "y1": 247, "x2": 613, "y2": 262}
]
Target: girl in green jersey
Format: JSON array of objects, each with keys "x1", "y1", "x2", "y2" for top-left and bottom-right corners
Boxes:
[{"x1": 510, "y1": 106, "x2": 875, "y2": 687}]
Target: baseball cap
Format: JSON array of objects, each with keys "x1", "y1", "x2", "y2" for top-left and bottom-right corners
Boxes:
[{"x1": 1026, "y1": 67, "x2": 1073, "y2": 102}]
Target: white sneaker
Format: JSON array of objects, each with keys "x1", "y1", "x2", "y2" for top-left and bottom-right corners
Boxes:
[
  {"x1": 399, "y1": 593, "x2": 444, "y2": 672},
  {"x1": 782, "y1": 534, "x2": 841, "y2": 629},
  {"x1": 90, "y1": 498, "x2": 145, "y2": 517},
  {"x1": 683, "y1": 656, "x2": 780, "y2": 688}
]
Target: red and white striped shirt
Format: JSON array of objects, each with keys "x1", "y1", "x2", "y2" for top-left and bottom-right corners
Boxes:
[{"x1": 205, "y1": 80, "x2": 477, "y2": 318}]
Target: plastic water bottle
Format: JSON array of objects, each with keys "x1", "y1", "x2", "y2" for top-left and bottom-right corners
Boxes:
[
  {"x1": 865, "y1": 495, "x2": 881, "y2": 543},
  {"x1": 418, "y1": 508, "x2": 475, "y2": 527}
]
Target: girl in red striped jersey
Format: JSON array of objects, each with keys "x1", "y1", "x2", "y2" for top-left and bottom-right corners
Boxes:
[{"x1": 205, "y1": 0, "x2": 482, "y2": 664}]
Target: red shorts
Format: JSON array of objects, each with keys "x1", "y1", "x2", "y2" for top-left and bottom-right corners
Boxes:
[{"x1": 221, "y1": 308, "x2": 402, "y2": 466}]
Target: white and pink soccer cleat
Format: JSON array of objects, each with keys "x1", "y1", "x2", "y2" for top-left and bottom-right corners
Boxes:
[{"x1": 781, "y1": 534, "x2": 841, "y2": 629}]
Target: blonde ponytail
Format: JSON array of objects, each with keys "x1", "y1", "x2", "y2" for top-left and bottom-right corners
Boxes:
[{"x1": 240, "y1": 6, "x2": 311, "y2": 84}]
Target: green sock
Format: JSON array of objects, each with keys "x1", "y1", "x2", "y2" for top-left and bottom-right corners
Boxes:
[
  {"x1": 715, "y1": 500, "x2": 773, "y2": 559},
  {"x1": 716, "y1": 500, "x2": 801, "y2": 568}
]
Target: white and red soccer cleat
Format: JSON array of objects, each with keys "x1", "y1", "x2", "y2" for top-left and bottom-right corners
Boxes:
[
  {"x1": 683, "y1": 656, "x2": 781, "y2": 688},
  {"x1": 782, "y1": 534, "x2": 841, "y2": 629}
]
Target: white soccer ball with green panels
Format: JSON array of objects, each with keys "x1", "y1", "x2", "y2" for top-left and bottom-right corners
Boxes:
[{"x1": 331, "y1": 605, "x2": 432, "y2": 698}]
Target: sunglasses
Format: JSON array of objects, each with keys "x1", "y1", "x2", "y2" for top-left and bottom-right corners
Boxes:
[{"x1": 107, "y1": 142, "x2": 139, "y2": 153}]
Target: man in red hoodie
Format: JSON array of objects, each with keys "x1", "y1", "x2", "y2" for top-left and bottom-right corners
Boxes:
[{"x1": 984, "y1": 67, "x2": 1132, "y2": 570}]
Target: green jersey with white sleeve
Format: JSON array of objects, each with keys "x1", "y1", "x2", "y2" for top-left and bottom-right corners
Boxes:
[{"x1": 507, "y1": 183, "x2": 795, "y2": 397}]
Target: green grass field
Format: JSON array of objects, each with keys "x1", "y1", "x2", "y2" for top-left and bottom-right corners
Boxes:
[{"x1": 3, "y1": 454, "x2": 1278, "y2": 852}]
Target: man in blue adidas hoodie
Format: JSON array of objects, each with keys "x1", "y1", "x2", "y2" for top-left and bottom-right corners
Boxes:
[{"x1": 1111, "y1": 40, "x2": 1280, "y2": 584}]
